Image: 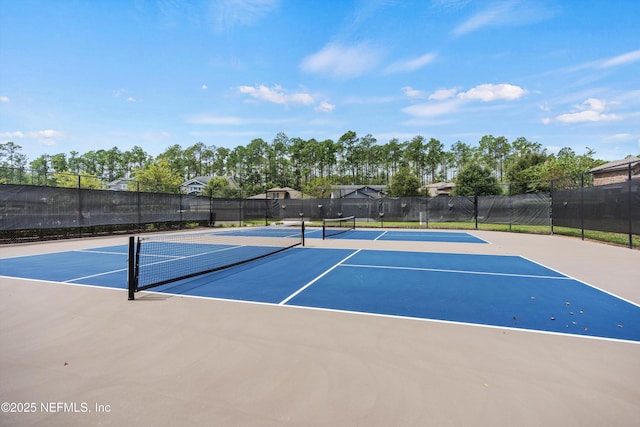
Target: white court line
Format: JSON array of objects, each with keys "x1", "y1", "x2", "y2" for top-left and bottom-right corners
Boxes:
[
  {"x1": 339, "y1": 263, "x2": 572, "y2": 280},
  {"x1": 278, "y1": 249, "x2": 362, "y2": 305},
  {"x1": 65, "y1": 267, "x2": 129, "y2": 283},
  {"x1": 518, "y1": 255, "x2": 640, "y2": 308},
  {"x1": 374, "y1": 230, "x2": 389, "y2": 241},
  {"x1": 74, "y1": 249, "x2": 128, "y2": 256},
  {"x1": 0, "y1": 275, "x2": 123, "y2": 291}
]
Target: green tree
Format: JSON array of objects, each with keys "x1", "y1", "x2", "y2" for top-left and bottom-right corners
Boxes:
[
  {"x1": 132, "y1": 159, "x2": 183, "y2": 193},
  {"x1": 504, "y1": 137, "x2": 549, "y2": 193},
  {"x1": 453, "y1": 163, "x2": 502, "y2": 196},
  {"x1": 50, "y1": 153, "x2": 68, "y2": 173},
  {"x1": 270, "y1": 132, "x2": 291, "y2": 186},
  {"x1": 53, "y1": 171, "x2": 104, "y2": 189},
  {"x1": 338, "y1": 130, "x2": 359, "y2": 182},
  {"x1": 382, "y1": 138, "x2": 403, "y2": 183},
  {"x1": 389, "y1": 166, "x2": 421, "y2": 196},
  {"x1": 478, "y1": 135, "x2": 511, "y2": 182},
  {"x1": 0, "y1": 141, "x2": 27, "y2": 169},
  {"x1": 184, "y1": 142, "x2": 208, "y2": 178},
  {"x1": 303, "y1": 176, "x2": 339, "y2": 198},
  {"x1": 450, "y1": 140, "x2": 474, "y2": 174},
  {"x1": 404, "y1": 135, "x2": 427, "y2": 185},
  {"x1": 522, "y1": 147, "x2": 605, "y2": 189},
  {"x1": 158, "y1": 144, "x2": 188, "y2": 178},
  {"x1": 202, "y1": 177, "x2": 238, "y2": 198},
  {"x1": 425, "y1": 138, "x2": 444, "y2": 183},
  {"x1": 289, "y1": 137, "x2": 308, "y2": 189}
]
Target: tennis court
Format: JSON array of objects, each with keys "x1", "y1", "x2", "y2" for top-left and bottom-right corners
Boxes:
[
  {"x1": 1, "y1": 227, "x2": 637, "y2": 342},
  {"x1": 1, "y1": 227, "x2": 639, "y2": 426}
]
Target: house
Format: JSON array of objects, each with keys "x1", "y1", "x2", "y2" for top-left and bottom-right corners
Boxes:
[
  {"x1": 180, "y1": 176, "x2": 239, "y2": 195},
  {"x1": 589, "y1": 157, "x2": 640, "y2": 186},
  {"x1": 107, "y1": 178, "x2": 135, "y2": 191},
  {"x1": 330, "y1": 185, "x2": 386, "y2": 199},
  {"x1": 248, "y1": 187, "x2": 302, "y2": 200},
  {"x1": 424, "y1": 182, "x2": 455, "y2": 197}
]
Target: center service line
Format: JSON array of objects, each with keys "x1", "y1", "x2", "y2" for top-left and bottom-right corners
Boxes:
[{"x1": 279, "y1": 249, "x2": 362, "y2": 305}]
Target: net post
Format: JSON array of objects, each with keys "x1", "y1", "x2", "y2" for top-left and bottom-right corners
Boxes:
[{"x1": 127, "y1": 236, "x2": 136, "y2": 300}]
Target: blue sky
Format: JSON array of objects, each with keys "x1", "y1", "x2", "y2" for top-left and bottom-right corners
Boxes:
[{"x1": 1, "y1": 0, "x2": 639, "y2": 162}]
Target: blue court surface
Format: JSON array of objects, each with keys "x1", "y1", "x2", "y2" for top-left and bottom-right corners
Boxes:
[
  {"x1": 2, "y1": 239, "x2": 639, "y2": 343},
  {"x1": 217, "y1": 226, "x2": 488, "y2": 243},
  {"x1": 316, "y1": 229, "x2": 488, "y2": 243}
]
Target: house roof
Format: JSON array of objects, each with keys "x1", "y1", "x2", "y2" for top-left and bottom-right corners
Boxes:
[
  {"x1": 180, "y1": 176, "x2": 239, "y2": 189},
  {"x1": 425, "y1": 181, "x2": 455, "y2": 190},
  {"x1": 330, "y1": 185, "x2": 387, "y2": 199},
  {"x1": 589, "y1": 157, "x2": 640, "y2": 174},
  {"x1": 247, "y1": 187, "x2": 302, "y2": 199}
]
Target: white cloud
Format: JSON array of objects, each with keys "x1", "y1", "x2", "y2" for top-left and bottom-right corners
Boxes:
[
  {"x1": 300, "y1": 42, "x2": 383, "y2": 79},
  {"x1": 0, "y1": 96, "x2": 9, "y2": 103},
  {"x1": 402, "y1": 83, "x2": 526, "y2": 121},
  {"x1": 402, "y1": 86, "x2": 426, "y2": 98},
  {"x1": 0, "y1": 131, "x2": 25, "y2": 139},
  {"x1": 31, "y1": 130, "x2": 63, "y2": 139},
  {"x1": 457, "y1": 83, "x2": 527, "y2": 101},
  {"x1": 315, "y1": 101, "x2": 335, "y2": 112},
  {"x1": 237, "y1": 84, "x2": 314, "y2": 106},
  {"x1": 386, "y1": 53, "x2": 437, "y2": 73},
  {"x1": 556, "y1": 110, "x2": 619, "y2": 123},
  {"x1": 429, "y1": 88, "x2": 458, "y2": 100},
  {"x1": 201, "y1": 84, "x2": 208, "y2": 90},
  {"x1": 600, "y1": 49, "x2": 640, "y2": 68},
  {"x1": 555, "y1": 98, "x2": 621, "y2": 124},
  {"x1": 5, "y1": 129, "x2": 66, "y2": 147},
  {"x1": 126, "y1": 97, "x2": 136, "y2": 102},
  {"x1": 454, "y1": 2, "x2": 512, "y2": 36},
  {"x1": 453, "y1": 1, "x2": 557, "y2": 36}
]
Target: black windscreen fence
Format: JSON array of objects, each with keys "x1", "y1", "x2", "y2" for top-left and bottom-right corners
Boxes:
[
  {"x1": 1, "y1": 179, "x2": 638, "y2": 247},
  {"x1": 552, "y1": 179, "x2": 639, "y2": 236},
  {"x1": 477, "y1": 193, "x2": 550, "y2": 226},
  {"x1": 0, "y1": 185, "x2": 210, "y2": 230}
]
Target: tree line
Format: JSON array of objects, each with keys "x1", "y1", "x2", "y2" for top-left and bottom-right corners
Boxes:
[{"x1": 1, "y1": 131, "x2": 625, "y2": 197}]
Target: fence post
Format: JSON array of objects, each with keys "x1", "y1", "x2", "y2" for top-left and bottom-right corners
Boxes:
[
  {"x1": 425, "y1": 194, "x2": 429, "y2": 229},
  {"x1": 77, "y1": 174, "x2": 83, "y2": 237},
  {"x1": 508, "y1": 183, "x2": 512, "y2": 233},
  {"x1": 549, "y1": 179, "x2": 554, "y2": 235},
  {"x1": 628, "y1": 163, "x2": 633, "y2": 249},
  {"x1": 136, "y1": 181, "x2": 141, "y2": 231},
  {"x1": 474, "y1": 187, "x2": 478, "y2": 230},
  {"x1": 127, "y1": 236, "x2": 136, "y2": 300},
  {"x1": 580, "y1": 173, "x2": 585, "y2": 241},
  {"x1": 179, "y1": 192, "x2": 183, "y2": 228}
]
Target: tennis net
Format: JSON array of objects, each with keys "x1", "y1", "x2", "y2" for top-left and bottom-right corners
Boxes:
[
  {"x1": 322, "y1": 216, "x2": 356, "y2": 239},
  {"x1": 127, "y1": 223, "x2": 304, "y2": 299}
]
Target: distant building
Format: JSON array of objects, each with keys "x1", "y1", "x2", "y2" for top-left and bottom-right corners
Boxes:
[
  {"x1": 107, "y1": 178, "x2": 135, "y2": 191},
  {"x1": 330, "y1": 185, "x2": 386, "y2": 199},
  {"x1": 180, "y1": 176, "x2": 239, "y2": 195},
  {"x1": 424, "y1": 182, "x2": 455, "y2": 197},
  {"x1": 248, "y1": 187, "x2": 302, "y2": 200},
  {"x1": 589, "y1": 157, "x2": 640, "y2": 186}
]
